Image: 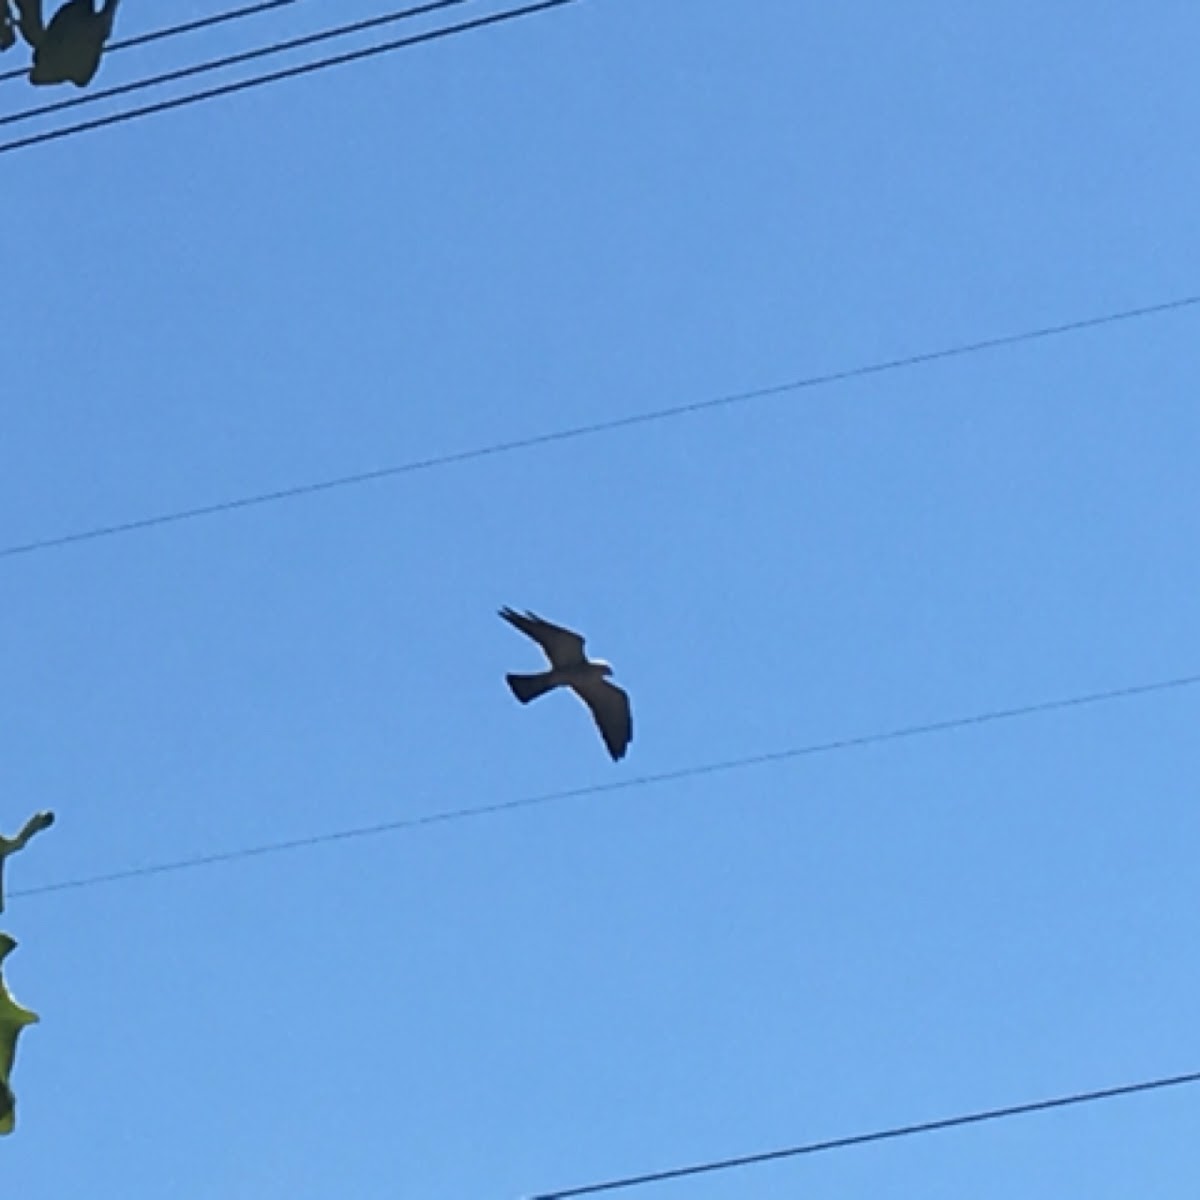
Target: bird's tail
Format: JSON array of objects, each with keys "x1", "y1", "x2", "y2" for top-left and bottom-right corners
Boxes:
[{"x1": 506, "y1": 672, "x2": 557, "y2": 704}]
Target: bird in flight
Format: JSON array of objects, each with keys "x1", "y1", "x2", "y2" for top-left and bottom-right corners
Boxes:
[{"x1": 499, "y1": 608, "x2": 632, "y2": 761}]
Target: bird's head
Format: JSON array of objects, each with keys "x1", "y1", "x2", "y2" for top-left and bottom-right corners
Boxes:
[{"x1": 592, "y1": 660, "x2": 614, "y2": 678}]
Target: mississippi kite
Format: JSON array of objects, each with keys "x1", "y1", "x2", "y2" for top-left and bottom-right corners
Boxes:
[{"x1": 499, "y1": 608, "x2": 632, "y2": 761}]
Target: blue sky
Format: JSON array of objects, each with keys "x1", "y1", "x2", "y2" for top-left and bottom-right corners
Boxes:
[{"x1": 2, "y1": 2, "x2": 1198, "y2": 1195}]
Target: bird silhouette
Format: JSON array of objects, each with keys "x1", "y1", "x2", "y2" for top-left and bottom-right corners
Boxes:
[{"x1": 499, "y1": 608, "x2": 633, "y2": 761}]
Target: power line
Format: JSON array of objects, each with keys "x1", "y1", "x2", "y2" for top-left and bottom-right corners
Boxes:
[
  {"x1": 12, "y1": 670, "x2": 1198, "y2": 900},
  {"x1": 0, "y1": 0, "x2": 578, "y2": 156},
  {"x1": 0, "y1": 0, "x2": 305, "y2": 86},
  {"x1": 1, "y1": 293, "x2": 1196, "y2": 563},
  {"x1": 0, "y1": 0, "x2": 475, "y2": 130},
  {"x1": 527, "y1": 1069, "x2": 1200, "y2": 1198}
]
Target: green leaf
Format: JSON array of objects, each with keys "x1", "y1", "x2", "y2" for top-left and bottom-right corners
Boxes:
[
  {"x1": 0, "y1": 935, "x2": 38, "y2": 1135},
  {"x1": 0, "y1": 810, "x2": 54, "y2": 1134}
]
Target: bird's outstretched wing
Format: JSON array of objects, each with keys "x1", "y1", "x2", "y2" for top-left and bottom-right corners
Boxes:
[
  {"x1": 572, "y1": 677, "x2": 633, "y2": 761},
  {"x1": 498, "y1": 607, "x2": 586, "y2": 668}
]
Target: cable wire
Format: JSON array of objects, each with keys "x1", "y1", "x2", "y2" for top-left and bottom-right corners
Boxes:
[
  {"x1": 0, "y1": 0, "x2": 475, "y2": 130},
  {"x1": 12, "y1": 670, "x2": 1198, "y2": 900},
  {"x1": 1, "y1": 293, "x2": 1196, "y2": 563},
  {"x1": 0, "y1": 0, "x2": 578, "y2": 155},
  {"x1": 0, "y1": 0, "x2": 305, "y2": 86},
  {"x1": 527, "y1": 1069, "x2": 1200, "y2": 1198}
]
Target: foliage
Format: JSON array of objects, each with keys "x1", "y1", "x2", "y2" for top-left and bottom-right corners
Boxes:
[
  {"x1": 0, "y1": 935, "x2": 37, "y2": 1135},
  {"x1": 0, "y1": 810, "x2": 53, "y2": 1135}
]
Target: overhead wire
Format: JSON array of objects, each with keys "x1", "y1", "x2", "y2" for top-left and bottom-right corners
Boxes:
[
  {"x1": 0, "y1": 0, "x2": 579, "y2": 156},
  {"x1": 527, "y1": 1069, "x2": 1200, "y2": 1197},
  {"x1": 0, "y1": 0, "x2": 476, "y2": 129},
  {"x1": 0, "y1": 0, "x2": 306, "y2": 86},
  {"x1": 11, "y1": 670, "x2": 1199, "y2": 900},
  {"x1": 1, "y1": 293, "x2": 1197, "y2": 563}
]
